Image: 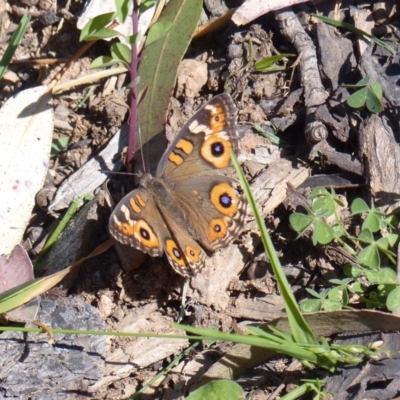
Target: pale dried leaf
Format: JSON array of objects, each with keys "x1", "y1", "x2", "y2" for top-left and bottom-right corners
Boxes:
[
  {"x1": 232, "y1": 0, "x2": 311, "y2": 26},
  {"x1": 0, "y1": 86, "x2": 53, "y2": 255}
]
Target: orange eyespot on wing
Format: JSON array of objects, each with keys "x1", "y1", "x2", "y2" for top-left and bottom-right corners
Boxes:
[
  {"x1": 165, "y1": 238, "x2": 186, "y2": 268},
  {"x1": 112, "y1": 215, "x2": 161, "y2": 250},
  {"x1": 210, "y1": 182, "x2": 239, "y2": 217},
  {"x1": 184, "y1": 245, "x2": 202, "y2": 263},
  {"x1": 200, "y1": 133, "x2": 232, "y2": 169},
  {"x1": 205, "y1": 103, "x2": 227, "y2": 132},
  {"x1": 208, "y1": 217, "x2": 228, "y2": 243}
]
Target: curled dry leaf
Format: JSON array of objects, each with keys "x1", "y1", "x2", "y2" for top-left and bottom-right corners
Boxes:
[{"x1": 0, "y1": 244, "x2": 34, "y2": 293}]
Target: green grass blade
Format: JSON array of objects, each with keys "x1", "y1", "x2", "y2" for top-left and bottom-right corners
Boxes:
[
  {"x1": 231, "y1": 152, "x2": 318, "y2": 345},
  {"x1": 311, "y1": 14, "x2": 395, "y2": 55},
  {"x1": 0, "y1": 14, "x2": 31, "y2": 81}
]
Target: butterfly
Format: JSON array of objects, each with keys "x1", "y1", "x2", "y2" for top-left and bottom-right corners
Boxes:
[{"x1": 109, "y1": 93, "x2": 247, "y2": 277}]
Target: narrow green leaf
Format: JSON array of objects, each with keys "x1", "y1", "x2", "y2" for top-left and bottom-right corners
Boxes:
[
  {"x1": 311, "y1": 14, "x2": 395, "y2": 55},
  {"x1": 232, "y1": 153, "x2": 318, "y2": 345},
  {"x1": 81, "y1": 27, "x2": 120, "y2": 42},
  {"x1": 137, "y1": 0, "x2": 203, "y2": 151},
  {"x1": 90, "y1": 55, "x2": 116, "y2": 69},
  {"x1": 254, "y1": 53, "x2": 295, "y2": 71},
  {"x1": 146, "y1": 21, "x2": 174, "y2": 47},
  {"x1": 173, "y1": 323, "x2": 319, "y2": 362},
  {"x1": 0, "y1": 14, "x2": 31, "y2": 81},
  {"x1": 79, "y1": 12, "x2": 118, "y2": 41}
]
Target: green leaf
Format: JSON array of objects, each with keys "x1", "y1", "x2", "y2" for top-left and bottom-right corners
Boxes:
[
  {"x1": 140, "y1": 0, "x2": 158, "y2": 13},
  {"x1": 115, "y1": 0, "x2": 132, "y2": 23},
  {"x1": 252, "y1": 124, "x2": 281, "y2": 145},
  {"x1": 362, "y1": 212, "x2": 381, "y2": 233},
  {"x1": 90, "y1": 55, "x2": 116, "y2": 69},
  {"x1": 254, "y1": 53, "x2": 295, "y2": 71},
  {"x1": 366, "y1": 84, "x2": 383, "y2": 113},
  {"x1": 347, "y1": 87, "x2": 368, "y2": 108},
  {"x1": 388, "y1": 233, "x2": 399, "y2": 247},
  {"x1": 231, "y1": 154, "x2": 318, "y2": 345},
  {"x1": 386, "y1": 287, "x2": 400, "y2": 311},
  {"x1": 313, "y1": 197, "x2": 335, "y2": 218},
  {"x1": 358, "y1": 229, "x2": 374, "y2": 243},
  {"x1": 376, "y1": 268, "x2": 398, "y2": 284},
  {"x1": 364, "y1": 270, "x2": 378, "y2": 284},
  {"x1": 313, "y1": 220, "x2": 334, "y2": 245},
  {"x1": 309, "y1": 186, "x2": 330, "y2": 199},
  {"x1": 357, "y1": 245, "x2": 380, "y2": 269},
  {"x1": 79, "y1": 12, "x2": 119, "y2": 41},
  {"x1": 328, "y1": 286, "x2": 346, "y2": 303},
  {"x1": 146, "y1": 21, "x2": 174, "y2": 47},
  {"x1": 111, "y1": 42, "x2": 132, "y2": 65},
  {"x1": 137, "y1": 0, "x2": 203, "y2": 153},
  {"x1": 311, "y1": 14, "x2": 395, "y2": 55},
  {"x1": 344, "y1": 77, "x2": 370, "y2": 88},
  {"x1": 322, "y1": 299, "x2": 343, "y2": 311},
  {"x1": 349, "y1": 282, "x2": 366, "y2": 294},
  {"x1": 186, "y1": 380, "x2": 245, "y2": 400},
  {"x1": 370, "y1": 81, "x2": 383, "y2": 99},
  {"x1": 300, "y1": 299, "x2": 321, "y2": 312},
  {"x1": 343, "y1": 264, "x2": 362, "y2": 278},
  {"x1": 305, "y1": 288, "x2": 323, "y2": 299},
  {"x1": 51, "y1": 137, "x2": 69, "y2": 158},
  {"x1": 289, "y1": 213, "x2": 313, "y2": 233},
  {"x1": 351, "y1": 198, "x2": 370, "y2": 214},
  {"x1": 0, "y1": 14, "x2": 31, "y2": 81},
  {"x1": 376, "y1": 237, "x2": 389, "y2": 250},
  {"x1": 127, "y1": 33, "x2": 139, "y2": 45},
  {"x1": 329, "y1": 278, "x2": 352, "y2": 285}
]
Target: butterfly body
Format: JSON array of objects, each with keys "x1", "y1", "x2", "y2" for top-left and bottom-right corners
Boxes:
[{"x1": 109, "y1": 94, "x2": 247, "y2": 277}]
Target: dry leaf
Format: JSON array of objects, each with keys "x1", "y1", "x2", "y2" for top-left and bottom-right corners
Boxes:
[{"x1": 0, "y1": 86, "x2": 53, "y2": 255}]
